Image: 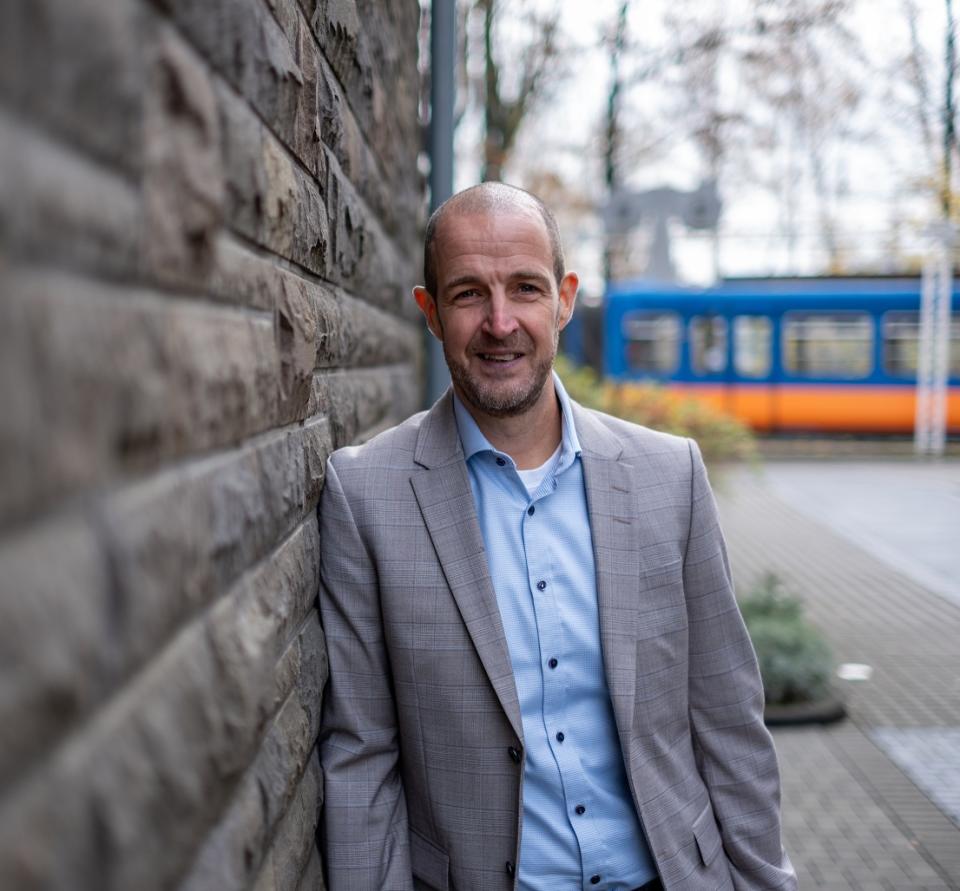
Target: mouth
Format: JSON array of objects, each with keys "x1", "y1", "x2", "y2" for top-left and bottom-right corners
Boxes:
[{"x1": 477, "y1": 352, "x2": 523, "y2": 364}]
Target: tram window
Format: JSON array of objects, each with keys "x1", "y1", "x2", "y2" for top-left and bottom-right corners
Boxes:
[
  {"x1": 621, "y1": 311, "x2": 680, "y2": 373},
  {"x1": 690, "y1": 315, "x2": 728, "y2": 374},
  {"x1": 782, "y1": 312, "x2": 873, "y2": 378},
  {"x1": 883, "y1": 311, "x2": 960, "y2": 376},
  {"x1": 733, "y1": 315, "x2": 772, "y2": 378}
]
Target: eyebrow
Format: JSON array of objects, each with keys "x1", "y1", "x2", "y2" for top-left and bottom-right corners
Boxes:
[{"x1": 442, "y1": 271, "x2": 552, "y2": 292}]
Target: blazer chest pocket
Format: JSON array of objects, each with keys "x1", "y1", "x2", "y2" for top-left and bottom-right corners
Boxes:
[
  {"x1": 636, "y1": 557, "x2": 686, "y2": 639},
  {"x1": 411, "y1": 827, "x2": 450, "y2": 891}
]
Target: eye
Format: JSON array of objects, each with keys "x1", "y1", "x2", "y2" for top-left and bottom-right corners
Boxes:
[
  {"x1": 452, "y1": 288, "x2": 481, "y2": 301},
  {"x1": 516, "y1": 282, "x2": 541, "y2": 297}
]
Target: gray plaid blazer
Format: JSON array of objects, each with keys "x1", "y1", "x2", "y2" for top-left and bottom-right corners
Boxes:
[{"x1": 318, "y1": 391, "x2": 796, "y2": 891}]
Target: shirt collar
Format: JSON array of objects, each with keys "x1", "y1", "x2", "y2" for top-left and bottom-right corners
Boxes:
[{"x1": 452, "y1": 371, "x2": 582, "y2": 467}]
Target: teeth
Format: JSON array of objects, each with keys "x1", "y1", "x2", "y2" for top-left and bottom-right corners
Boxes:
[{"x1": 481, "y1": 354, "x2": 520, "y2": 361}]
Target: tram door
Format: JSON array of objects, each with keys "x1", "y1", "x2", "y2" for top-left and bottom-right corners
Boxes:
[{"x1": 729, "y1": 314, "x2": 777, "y2": 431}]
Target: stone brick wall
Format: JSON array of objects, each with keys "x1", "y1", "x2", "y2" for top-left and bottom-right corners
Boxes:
[{"x1": 0, "y1": 2, "x2": 423, "y2": 889}]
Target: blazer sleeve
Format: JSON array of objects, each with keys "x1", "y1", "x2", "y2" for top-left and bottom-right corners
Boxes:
[
  {"x1": 682, "y1": 439, "x2": 798, "y2": 891},
  {"x1": 317, "y1": 457, "x2": 414, "y2": 891}
]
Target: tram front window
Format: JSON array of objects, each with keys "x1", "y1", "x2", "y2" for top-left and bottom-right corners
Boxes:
[
  {"x1": 622, "y1": 311, "x2": 680, "y2": 374},
  {"x1": 783, "y1": 312, "x2": 873, "y2": 378}
]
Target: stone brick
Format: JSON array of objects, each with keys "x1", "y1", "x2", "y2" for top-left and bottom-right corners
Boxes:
[
  {"x1": 304, "y1": 0, "x2": 421, "y2": 196},
  {"x1": 97, "y1": 419, "x2": 330, "y2": 675},
  {"x1": 251, "y1": 751, "x2": 323, "y2": 891},
  {"x1": 217, "y1": 79, "x2": 419, "y2": 312},
  {"x1": 0, "y1": 514, "x2": 113, "y2": 790},
  {"x1": 309, "y1": 367, "x2": 420, "y2": 449},
  {"x1": 0, "y1": 618, "x2": 225, "y2": 891},
  {"x1": 0, "y1": 112, "x2": 142, "y2": 280},
  {"x1": 162, "y1": 0, "x2": 417, "y2": 243},
  {"x1": 211, "y1": 234, "x2": 420, "y2": 371},
  {"x1": 217, "y1": 80, "x2": 331, "y2": 277},
  {"x1": 159, "y1": 0, "x2": 327, "y2": 196},
  {"x1": 323, "y1": 148, "x2": 417, "y2": 313},
  {"x1": 205, "y1": 524, "x2": 323, "y2": 772},
  {"x1": 0, "y1": 430, "x2": 328, "y2": 782},
  {"x1": 171, "y1": 608, "x2": 327, "y2": 891},
  {"x1": 0, "y1": 525, "x2": 325, "y2": 891},
  {"x1": 296, "y1": 842, "x2": 326, "y2": 891},
  {"x1": 142, "y1": 26, "x2": 225, "y2": 288},
  {"x1": 0, "y1": 269, "x2": 280, "y2": 525},
  {"x1": 0, "y1": 0, "x2": 148, "y2": 175}
]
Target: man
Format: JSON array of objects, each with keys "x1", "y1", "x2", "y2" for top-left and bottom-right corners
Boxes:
[{"x1": 318, "y1": 182, "x2": 796, "y2": 891}]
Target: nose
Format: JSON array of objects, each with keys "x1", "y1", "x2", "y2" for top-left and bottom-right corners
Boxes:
[{"x1": 482, "y1": 290, "x2": 519, "y2": 340}]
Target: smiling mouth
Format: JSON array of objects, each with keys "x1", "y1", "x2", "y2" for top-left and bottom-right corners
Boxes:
[{"x1": 478, "y1": 353, "x2": 523, "y2": 362}]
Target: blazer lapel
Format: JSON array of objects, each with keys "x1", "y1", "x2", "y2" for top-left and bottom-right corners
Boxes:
[
  {"x1": 573, "y1": 404, "x2": 641, "y2": 754},
  {"x1": 410, "y1": 392, "x2": 524, "y2": 741}
]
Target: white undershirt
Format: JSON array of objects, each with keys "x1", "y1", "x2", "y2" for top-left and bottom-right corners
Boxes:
[{"x1": 515, "y1": 443, "x2": 562, "y2": 496}]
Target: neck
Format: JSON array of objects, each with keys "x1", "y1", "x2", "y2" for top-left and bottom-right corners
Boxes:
[{"x1": 458, "y1": 380, "x2": 563, "y2": 470}]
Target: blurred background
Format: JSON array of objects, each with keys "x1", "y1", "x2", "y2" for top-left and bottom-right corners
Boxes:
[{"x1": 421, "y1": 0, "x2": 960, "y2": 457}]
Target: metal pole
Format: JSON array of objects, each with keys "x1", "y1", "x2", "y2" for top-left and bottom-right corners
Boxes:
[
  {"x1": 426, "y1": 0, "x2": 455, "y2": 405},
  {"x1": 943, "y1": 0, "x2": 956, "y2": 219},
  {"x1": 603, "y1": 1, "x2": 630, "y2": 284}
]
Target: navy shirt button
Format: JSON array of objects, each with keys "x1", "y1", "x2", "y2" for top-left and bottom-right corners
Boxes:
[
  {"x1": 496, "y1": 457, "x2": 506, "y2": 466},
  {"x1": 536, "y1": 580, "x2": 547, "y2": 591},
  {"x1": 556, "y1": 731, "x2": 565, "y2": 743},
  {"x1": 590, "y1": 875, "x2": 601, "y2": 885},
  {"x1": 508, "y1": 746, "x2": 521, "y2": 764},
  {"x1": 548, "y1": 657, "x2": 558, "y2": 669},
  {"x1": 506, "y1": 860, "x2": 515, "y2": 877},
  {"x1": 527, "y1": 505, "x2": 535, "y2": 515},
  {"x1": 575, "y1": 804, "x2": 586, "y2": 815}
]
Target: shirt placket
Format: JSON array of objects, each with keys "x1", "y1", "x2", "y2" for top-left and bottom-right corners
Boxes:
[{"x1": 523, "y1": 471, "x2": 609, "y2": 889}]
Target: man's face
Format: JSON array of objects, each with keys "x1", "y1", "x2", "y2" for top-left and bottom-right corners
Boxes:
[{"x1": 414, "y1": 207, "x2": 578, "y2": 419}]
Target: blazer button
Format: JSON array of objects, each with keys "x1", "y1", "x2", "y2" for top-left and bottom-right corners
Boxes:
[
  {"x1": 505, "y1": 860, "x2": 515, "y2": 877},
  {"x1": 508, "y1": 746, "x2": 521, "y2": 764}
]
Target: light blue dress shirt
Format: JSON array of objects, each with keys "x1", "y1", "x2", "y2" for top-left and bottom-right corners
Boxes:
[{"x1": 453, "y1": 374, "x2": 658, "y2": 891}]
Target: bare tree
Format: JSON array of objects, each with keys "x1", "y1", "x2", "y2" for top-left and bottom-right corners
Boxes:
[
  {"x1": 618, "y1": 0, "x2": 865, "y2": 271},
  {"x1": 468, "y1": 0, "x2": 564, "y2": 182}
]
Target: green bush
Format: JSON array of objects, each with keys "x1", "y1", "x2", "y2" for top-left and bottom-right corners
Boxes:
[
  {"x1": 554, "y1": 354, "x2": 756, "y2": 466},
  {"x1": 739, "y1": 574, "x2": 834, "y2": 706}
]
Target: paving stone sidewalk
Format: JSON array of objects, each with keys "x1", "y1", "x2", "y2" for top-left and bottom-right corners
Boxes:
[{"x1": 716, "y1": 465, "x2": 960, "y2": 890}]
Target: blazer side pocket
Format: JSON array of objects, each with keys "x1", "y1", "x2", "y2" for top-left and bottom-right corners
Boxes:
[
  {"x1": 692, "y1": 802, "x2": 723, "y2": 867},
  {"x1": 410, "y1": 827, "x2": 450, "y2": 891}
]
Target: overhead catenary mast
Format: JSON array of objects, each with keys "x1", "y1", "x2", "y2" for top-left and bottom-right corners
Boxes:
[{"x1": 915, "y1": 0, "x2": 956, "y2": 457}]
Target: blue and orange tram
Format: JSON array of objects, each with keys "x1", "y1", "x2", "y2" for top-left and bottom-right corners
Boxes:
[{"x1": 569, "y1": 277, "x2": 960, "y2": 434}]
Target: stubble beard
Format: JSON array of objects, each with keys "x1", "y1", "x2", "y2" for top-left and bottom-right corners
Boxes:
[{"x1": 444, "y1": 329, "x2": 559, "y2": 419}]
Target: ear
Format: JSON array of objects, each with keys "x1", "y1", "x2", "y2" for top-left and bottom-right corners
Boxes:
[
  {"x1": 413, "y1": 286, "x2": 443, "y2": 341},
  {"x1": 557, "y1": 272, "x2": 579, "y2": 330}
]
